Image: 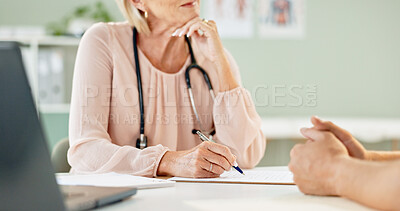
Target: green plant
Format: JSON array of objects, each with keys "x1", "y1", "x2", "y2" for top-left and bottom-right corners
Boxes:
[
  {"x1": 92, "y1": 2, "x2": 113, "y2": 22},
  {"x1": 47, "y1": 1, "x2": 113, "y2": 36}
]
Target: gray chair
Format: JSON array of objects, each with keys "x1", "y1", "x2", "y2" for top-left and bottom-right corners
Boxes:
[{"x1": 51, "y1": 138, "x2": 71, "y2": 173}]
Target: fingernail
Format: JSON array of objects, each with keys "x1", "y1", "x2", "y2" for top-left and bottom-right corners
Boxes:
[
  {"x1": 314, "y1": 116, "x2": 321, "y2": 121},
  {"x1": 172, "y1": 30, "x2": 179, "y2": 36},
  {"x1": 179, "y1": 31, "x2": 184, "y2": 37},
  {"x1": 233, "y1": 161, "x2": 238, "y2": 167}
]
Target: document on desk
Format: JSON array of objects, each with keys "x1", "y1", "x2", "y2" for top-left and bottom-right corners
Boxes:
[
  {"x1": 169, "y1": 170, "x2": 294, "y2": 185},
  {"x1": 56, "y1": 172, "x2": 175, "y2": 189}
]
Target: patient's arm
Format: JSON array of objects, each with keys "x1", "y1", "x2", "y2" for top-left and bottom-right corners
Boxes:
[
  {"x1": 310, "y1": 116, "x2": 400, "y2": 161},
  {"x1": 335, "y1": 158, "x2": 400, "y2": 211},
  {"x1": 289, "y1": 128, "x2": 400, "y2": 211}
]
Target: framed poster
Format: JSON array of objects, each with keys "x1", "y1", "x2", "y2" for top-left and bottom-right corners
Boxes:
[
  {"x1": 203, "y1": 0, "x2": 254, "y2": 38},
  {"x1": 258, "y1": 0, "x2": 306, "y2": 39}
]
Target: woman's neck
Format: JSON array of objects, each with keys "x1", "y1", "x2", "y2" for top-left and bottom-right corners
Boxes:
[{"x1": 137, "y1": 18, "x2": 188, "y2": 74}]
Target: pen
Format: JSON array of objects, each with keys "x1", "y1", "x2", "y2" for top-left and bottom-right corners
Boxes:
[{"x1": 196, "y1": 131, "x2": 245, "y2": 175}]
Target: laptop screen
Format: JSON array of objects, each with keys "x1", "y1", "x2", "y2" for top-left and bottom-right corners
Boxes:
[{"x1": 0, "y1": 42, "x2": 65, "y2": 211}]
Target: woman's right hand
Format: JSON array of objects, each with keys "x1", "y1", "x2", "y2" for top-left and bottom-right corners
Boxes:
[
  {"x1": 157, "y1": 141, "x2": 236, "y2": 178},
  {"x1": 310, "y1": 116, "x2": 371, "y2": 160}
]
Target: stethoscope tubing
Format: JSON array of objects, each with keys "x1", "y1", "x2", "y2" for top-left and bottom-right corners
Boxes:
[
  {"x1": 133, "y1": 28, "x2": 215, "y2": 148},
  {"x1": 133, "y1": 28, "x2": 145, "y2": 136}
]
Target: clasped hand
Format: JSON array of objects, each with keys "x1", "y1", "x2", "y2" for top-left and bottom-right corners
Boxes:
[{"x1": 289, "y1": 116, "x2": 369, "y2": 195}]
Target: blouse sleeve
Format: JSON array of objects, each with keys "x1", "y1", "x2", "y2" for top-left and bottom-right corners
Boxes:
[
  {"x1": 68, "y1": 23, "x2": 169, "y2": 177},
  {"x1": 212, "y1": 50, "x2": 266, "y2": 169}
]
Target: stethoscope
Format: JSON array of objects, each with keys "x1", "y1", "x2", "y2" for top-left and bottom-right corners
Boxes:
[{"x1": 132, "y1": 28, "x2": 216, "y2": 149}]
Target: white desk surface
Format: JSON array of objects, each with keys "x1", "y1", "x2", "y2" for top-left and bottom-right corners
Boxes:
[
  {"x1": 261, "y1": 117, "x2": 400, "y2": 143},
  {"x1": 98, "y1": 167, "x2": 374, "y2": 211}
]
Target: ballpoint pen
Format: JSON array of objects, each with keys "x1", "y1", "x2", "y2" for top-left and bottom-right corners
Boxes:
[{"x1": 196, "y1": 130, "x2": 245, "y2": 175}]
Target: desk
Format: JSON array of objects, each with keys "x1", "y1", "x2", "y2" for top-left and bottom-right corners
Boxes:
[{"x1": 98, "y1": 167, "x2": 374, "y2": 211}]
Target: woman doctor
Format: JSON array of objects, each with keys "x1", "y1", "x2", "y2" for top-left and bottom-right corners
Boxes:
[{"x1": 68, "y1": 0, "x2": 266, "y2": 178}]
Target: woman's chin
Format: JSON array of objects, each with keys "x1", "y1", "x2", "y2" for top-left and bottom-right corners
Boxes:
[
  {"x1": 187, "y1": 12, "x2": 200, "y2": 21},
  {"x1": 174, "y1": 13, "x2": 200, "y2": 26},
  {"x1": 178, "y1": 6, "x2": 200, "y2": 17}
]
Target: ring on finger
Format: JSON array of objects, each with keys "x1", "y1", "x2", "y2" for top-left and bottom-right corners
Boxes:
[
  {"x1": 202, "y1": 18, "x2": 209, "y2": 24},
  {"x1": 209, "y1": 163, "x2": 213, "y2": 172}
]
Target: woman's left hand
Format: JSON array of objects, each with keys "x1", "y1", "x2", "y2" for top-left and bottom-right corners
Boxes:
[
  {"x1": 172, "y1": 17, "x2": 239, "y2": 91},
  {"x1": 172, "y1": 17, "x2": 225, "y2": 65}
]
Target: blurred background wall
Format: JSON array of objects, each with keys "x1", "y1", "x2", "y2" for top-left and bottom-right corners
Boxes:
[{"x1": 1, "y1": 0, "x2": 399, "y2": 165}]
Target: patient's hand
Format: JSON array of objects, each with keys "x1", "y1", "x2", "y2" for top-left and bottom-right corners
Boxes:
[
  {"x1": 289, "y1": 128, "x2": 349, "y2": 196},
  {"x1": 310, "y1": 116, "x2": 370, "y2": 160}
]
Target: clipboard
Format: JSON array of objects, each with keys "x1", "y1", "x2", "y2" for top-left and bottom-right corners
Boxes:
[{"x1": 168, "y1": 170, "x2": 295, "y2": 185}]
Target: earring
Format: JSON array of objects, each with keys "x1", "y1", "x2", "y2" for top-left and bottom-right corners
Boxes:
[{"x1": 144, "y1": 11, "x2": 148, "y2": 18}]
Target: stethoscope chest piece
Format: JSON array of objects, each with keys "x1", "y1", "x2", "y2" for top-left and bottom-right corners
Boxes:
[{"x1": 136, "y1": 134, "x2": 147, "y2": 150}]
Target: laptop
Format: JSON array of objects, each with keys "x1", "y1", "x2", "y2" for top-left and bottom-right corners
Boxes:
[{"x1": 0, "y1": 41, "x2": 137, "y2": 211}]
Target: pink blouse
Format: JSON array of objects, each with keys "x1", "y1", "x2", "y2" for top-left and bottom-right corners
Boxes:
[{"x1": 68, "y1": 22, "x2": 266, "y2": 177}]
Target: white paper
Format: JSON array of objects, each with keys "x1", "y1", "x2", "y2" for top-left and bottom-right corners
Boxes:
[
  {"x1": 169, "y1": 170, "x2": 294, "y2": 184},
  {"x1": 56, "y1": 172, "x2": 175, "y2": 189}
]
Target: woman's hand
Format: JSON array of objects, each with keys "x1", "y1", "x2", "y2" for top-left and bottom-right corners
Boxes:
[
  {"x1": 289, "y1": 128, "x2": 349, "y2": 196},
  {"x1": 310, "y1": 116, "x2": 370, "y2": 160},
  {"x1": 157, "y1": 141, "x2": 236, "y2": 178},
  {"x1": 172, "y1": 17, "x2": 239, "y2": 92},
  {"x1": 172, "y1": 17, "x2": 224, "y2": 65}
]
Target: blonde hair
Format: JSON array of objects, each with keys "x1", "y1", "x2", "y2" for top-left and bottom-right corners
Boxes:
[{"x1": 115, "y1": 0, "x2": 150, "y2": 35}]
